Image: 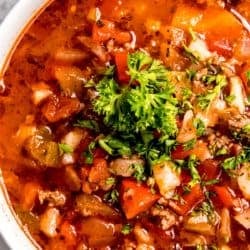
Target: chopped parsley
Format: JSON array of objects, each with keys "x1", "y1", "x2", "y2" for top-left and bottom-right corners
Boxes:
[
  {"x1": 104, "y1": 189, "x2": 119, "y2": 204},
  {"x1": 105, "y1": 177, "x2": 116, "y2": 186},
  {"x1": 183, "y1": 138, "x2": 196, "y2": 151},
  {"x1": 197, "y1": 74, "x2": 227, "y2": 110},
  {"x1": 131, "y1": 163, "x2": 146, "y2": 182},
  {"x1": 242, "y1": 124, "x2": 250, "y2": 133},
  {"x1": 186, "y1": 69, "x2": 197, "y2": 81},
  {"x1": 246, "y1": 70, "x2": 250, "y2": 84},
  {"x1": 222, "y1": 147, "x2": 250, "y2": 172},
  {"x1": 121, "y1": 224, "x2": 133, "y2": 235},
  {"x1": 187, "y1": 155, "x2": 201, "y2": 187},
  {"x1": 58, "y1": 143, "x2": 73, "y2": 155},
  {"x1": 98, "y1": 135, "x2": 131, "y2": 156},
  {"x1": 83, "y1": 141, "x2": 96, "y2": 164},
  {"x1": 193, "y1": 118, "x2": 206, "y2": 137},
  {"x1": 183, "y1": 44, "x2": 200, "y2": 63},
  {"x1": 74, "y1": 119, "x2": 100, "y2": 132},
  {"x1": 225, "y1": 94, "x2": 235, "y2": 105}
]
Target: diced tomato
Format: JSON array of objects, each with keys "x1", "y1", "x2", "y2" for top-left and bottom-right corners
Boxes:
[
  {"x1": 171, "y1": 145, "x2": 191, "y2": 160},
  {"x1": 197, "y1": 159, "x2": 221, "y2": 181},
  {"x1": 171, "y1": 141, "x2": 211, "y2": 161},
  {"x1": 171, "y1": 184, "x2": 204, "y2": 215},
  {"x1": 212, "y1": 185, "x2": 235, "y2": 208},
  {"x1": 120, "y1": 179, "x2": 160, "y2": 219},
  {"x1": 114, "y1": 51, "x2": 130, "y2": 84},
  {"x1": 93, "y1": 147, "x2": 107, "y2": 159}
]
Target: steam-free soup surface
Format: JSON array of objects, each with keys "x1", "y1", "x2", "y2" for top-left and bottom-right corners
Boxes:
[{"x1": 2, "y1": 0, "x2": 250, "y2": 249}]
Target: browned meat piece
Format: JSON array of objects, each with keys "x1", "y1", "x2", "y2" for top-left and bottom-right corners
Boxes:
[
  {"x1": 151, "y1": 206, "x2": 178, "y2": 230},
  {"x1": 228, "y1": 114, "x2": 250, "y2": 143},
  {"x1": 41, "y1": 95, "x2": 82, "y2": 123},
  {"x1": 109, "y1": 156, "x2": 145, "y2": 177}
]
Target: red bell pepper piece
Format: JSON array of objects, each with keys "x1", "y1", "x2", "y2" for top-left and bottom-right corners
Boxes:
[
  {"x1": 171, "y1": 184, "x2": 204, "y2": 215},
  {"x1": 114, "y1": 51, "x2": 130, "y2": 84},
  {"x1": 92, "y1": 20, "x2": 115, "y2": 43},
  {"x1": 212, "y1": 185, "x2": 235, "y2": 208},
  {"x1": 171, "y1": 145, "x2": 191, "y2": 160},
  {"x1": 120, "y1": 179, "x2": 160, "y2": 219},
  {"x1": 197, "y1": 159, "x2": 221, "y2": 181},
  {"x1": 92, "y1": 20, "x2": 131, "y2": 45}
]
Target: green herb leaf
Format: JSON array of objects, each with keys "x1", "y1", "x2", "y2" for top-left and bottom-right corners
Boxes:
[
  {"x1": 225, "y1": 94, "x2": 235, "y2": 105},
  {"x1": 83, "y1": 141, "x2": 96, "y2": 164},
  {"x1": 94, "y1": 51, "x2": 178, "y2": 137},
  {"x1": 197, "y1": 74, "x2": 227, "y2": 110},
  {"x1": 131, "y1": 163, "x2": 146, "y2": 182},
  {"x1": 183, "y1": 138, "x2": 196, "y2": 151},
  {"x1": 242, "y1": 124, "x2": 250, "y2": 133},
  {"x1": 187, "y1": 155, "x2": 201, "y2": 187},
  {"x1": 58, "y1": 143, "x2": 73, "y2": 155},
  {"x1": 74, "y1": 119, "x2": 100, "y2": 132},
  {"x1": 104, "y1": 189, "x2": 119, "y2": 204},
  {"x1": 193, "y1": 118, "x2": 206, "y2": 137},
  {"x1": 98, "y1": 135, "x2": 131, "y2": 156},
  {"x1": 246, "y1": 70, "x2": 250, "y2": 84},
  {"x1": 106, "y1": 177, "x2": 116, "y2": 186},
  {"x1": 121, "y1": 224, "x2": 133, "y2": 235}
]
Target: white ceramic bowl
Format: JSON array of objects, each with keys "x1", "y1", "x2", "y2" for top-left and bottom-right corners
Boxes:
[{"x1": 0, "y1": 1, "x2": 53, "y2": 249}]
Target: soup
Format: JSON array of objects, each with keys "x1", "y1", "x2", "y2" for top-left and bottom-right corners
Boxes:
[{"x1": 1, "y1": 0, "x2": 250, "y2": 249}]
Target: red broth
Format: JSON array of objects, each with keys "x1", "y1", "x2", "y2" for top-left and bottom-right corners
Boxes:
[{"x1": 1, "y1": 0, "x2": 250, "y2": 249}]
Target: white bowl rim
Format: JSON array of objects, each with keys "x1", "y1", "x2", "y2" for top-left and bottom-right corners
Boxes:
[{"x1": 0, "y1": 1, "x2": 53, "y2": 249}]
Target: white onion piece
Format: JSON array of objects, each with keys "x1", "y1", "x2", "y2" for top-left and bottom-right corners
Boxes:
[
  {"x1": 153, "y1": 161, "x2": 180, "y2": 199},
  {"x1": 229, "y1": 76, "x2": 245, "y2": 114}
]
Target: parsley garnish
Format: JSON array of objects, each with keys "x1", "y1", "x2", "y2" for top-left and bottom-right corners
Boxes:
[
  {"x1": 243, "y1": 124, "x2": 250, "y2": 133},
  {"x1": 58, "y1": 143, "x2": 73, "y2": 155},
  {"x1": 222, "y1": 147, "x2": 250, "y2": 172},
  {"x1": 98, "y1": 135, "x2": 131, "y2": 156},
  {"x1": 83, "y1": 141, "x2": 96, "y2": 164},
  {"x1": 121, "y1": 224, "x2": 133, "y2": 235},
  {"x1": 225, "y1": 94, "x2": 235, "y2": 105},
  {"x1": 104, "y1": 189, "x2": 119, "y2": 204},
  {"x1": 246, "y1": 70, "x2": 250, "y2": 85},
  {"x1": 197, "y1": 74, "x2": 227, "y2": 110},
  {"x1": 131, "y1": 163, "x2": 146, "y2": 182},
  {"x1": 187, "y1": 155, "x2": 201, "y2": 187},
  {"x1": 105, "y1": 177, "x2": 116, "y2": 186},
  {"x1": 193, "y1": 118, "x2": 206, "y2": 137},
  {"x1": 186, "y1": 69, "x2": 197, "y2": 81},
  {"x1": 183, "y1": 138, "x2": 196, "y2": 151},
  {"x1": 93, "y1": 51, "x2": 178, "y2": 137},
  {"x1": 74, "y1": 119, "x2": 100, "y2": 132}
]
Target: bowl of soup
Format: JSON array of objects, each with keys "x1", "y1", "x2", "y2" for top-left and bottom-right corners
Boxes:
[{"x1": 1, "y1": 0, "x2": 250, "y2": 249}]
